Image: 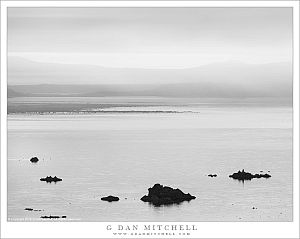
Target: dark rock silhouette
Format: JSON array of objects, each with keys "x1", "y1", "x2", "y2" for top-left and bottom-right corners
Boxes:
[
  {"x1": 25, "y1": 208, "x2": 43, "y2": 211},
  {"x1": 30, "y1": 157, "x2": 39, "y2": 163},
  {"x1": 41, "y1": 215, "x2": 67, "y2": 219},
  {"x1": 40, "y1": 176, "x2": 62, "y2": 183},
  {"x1": 208, "y1": 174, "x2": 217, "y2": 177},
  {"x1": 229, "y1": 169, "x2": 271, "y2": 181},
  {"x1": 101, "y1": 195, "x2": 119, "y2": 202},
  {"x1": 140, "y1": 183, "x2": 196, "y2": 206}
]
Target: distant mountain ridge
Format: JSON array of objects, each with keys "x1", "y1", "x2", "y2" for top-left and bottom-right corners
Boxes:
[{"x1": 8, "y1": 56, "x2": 292, "y2": 99}]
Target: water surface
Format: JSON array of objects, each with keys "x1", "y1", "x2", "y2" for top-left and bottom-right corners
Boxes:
[{"x1": 7, "y1": 99, "x2": 293, "y2": 221}]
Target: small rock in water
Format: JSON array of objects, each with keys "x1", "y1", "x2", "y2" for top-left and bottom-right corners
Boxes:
[
  {"x1": 25, "y1": 208, "x2": 43, "y2": 211},
  {"x1": 30, "y1": 157, "x2": 39, "y2": 163},
  {"x1": 41, "y1": 215, "x2": 66, "y2": 219},
  {"x1": 40, "y1": 176, "x2": 62, "y2": 183},
  {"x1": 140, "y1": 183, "x2": 196, "y2": 206},
  {"x1": 101, "y1": 195, "x2": 119, "y2": 202},
  {"x1": 229, "y1": 169, "x2": 271, "y2": 181}
]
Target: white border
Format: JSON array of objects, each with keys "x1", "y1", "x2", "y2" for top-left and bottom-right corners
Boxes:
[{"x1": 1, "y1": 1, "x2": 299, "y2": 238}]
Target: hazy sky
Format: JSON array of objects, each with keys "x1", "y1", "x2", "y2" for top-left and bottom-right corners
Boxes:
[{"x1": 8, "y1": 7, "x2": 292, "y2": 69}]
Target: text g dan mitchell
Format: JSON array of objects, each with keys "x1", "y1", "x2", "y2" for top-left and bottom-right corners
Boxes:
[{"x1": 106, "y1": 224, "x2": 197, "y2": 231}]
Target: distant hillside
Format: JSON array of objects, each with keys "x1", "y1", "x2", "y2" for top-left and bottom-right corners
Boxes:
[
  {"x1": 7, "y1": 88, "x2": 26, "y2": 98},
  {"x1": 8, "y1": 56, "x2": 292, "y2": 99}
]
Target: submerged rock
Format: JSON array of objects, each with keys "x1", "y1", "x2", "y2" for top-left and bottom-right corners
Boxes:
[
  {"x1": 140, "y1": 183, "x2": 196, "y2": 206},
  {"x1": 40, "y1": 176, "x2": 62, "y2": 183},
  {"x1": 30, "y1": 157, "x2": 39, "y2": 163},
  {"x1": 229, "y1": 169, "x2": 271, "y2": 181},
  {"x1": 101, "y1": 195, "x2": 119, "y2": 202},
  {"x1": 208, "y1": 174, "x2": 217, "y2": 177}
]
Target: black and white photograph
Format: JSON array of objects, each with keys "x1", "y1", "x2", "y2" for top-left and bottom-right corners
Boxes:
[{"x1": 1, "y1": 0, "x2": 299, "y2": 238}]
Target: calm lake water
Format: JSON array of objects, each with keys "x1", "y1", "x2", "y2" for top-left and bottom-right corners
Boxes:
[{"x1": 7, "y1": 99, "x2": 293, "y2": 221}]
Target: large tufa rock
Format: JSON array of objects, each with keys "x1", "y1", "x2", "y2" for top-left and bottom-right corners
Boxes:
[
  {"x1": 229, "y1": 169, "x2": 271, "y2": 181},
  {"x1": 101, "y1": 195, "x2": 119, "y2": 202},
  {"x1": 40, "y1": 176, "x2": 62, "y2": 183},
  {"x1": 30, "y1": 157, "x2": 39, "y2": 163},
  {"x1": 140, "y1": 183, "x2": 196, "y2": 206}
]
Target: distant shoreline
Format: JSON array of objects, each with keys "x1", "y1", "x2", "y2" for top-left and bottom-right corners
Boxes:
[{"x1": 7, "y1": 110, "x2": 195, "y2": 115}]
